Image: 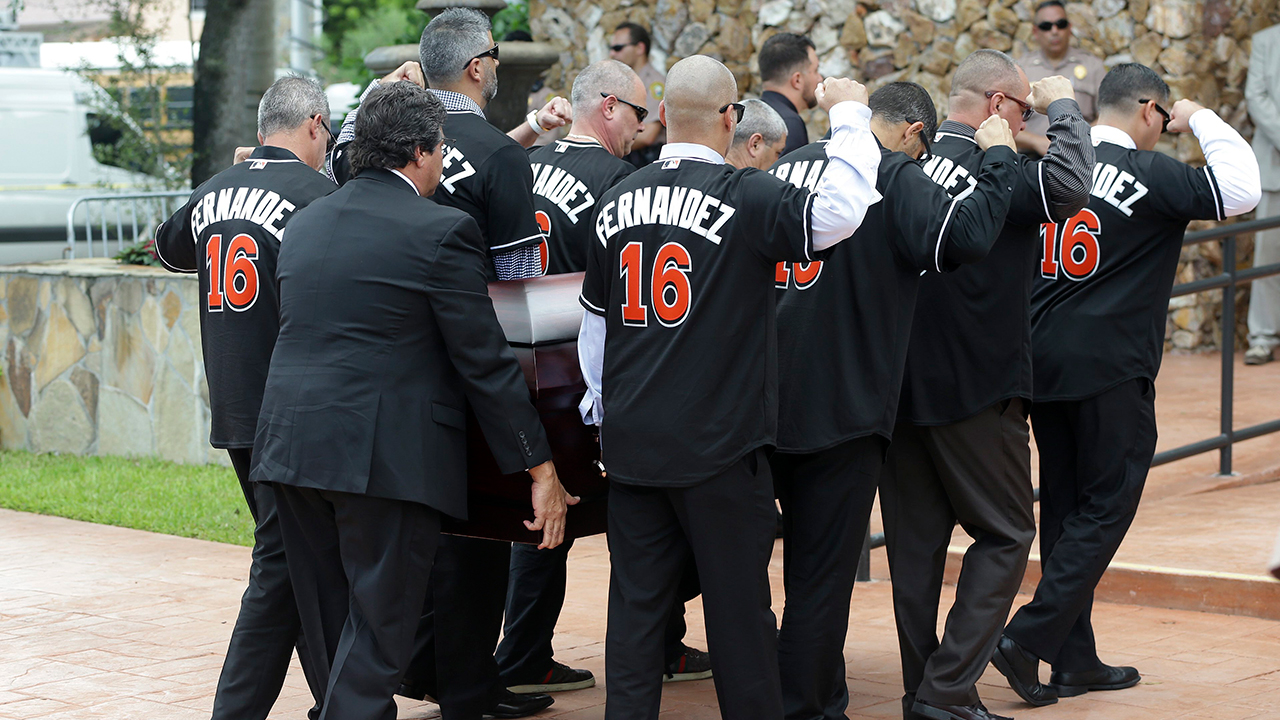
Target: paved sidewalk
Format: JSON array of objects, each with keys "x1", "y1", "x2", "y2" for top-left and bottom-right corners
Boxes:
[{"x1": 4, "y1": 508, "x2": 1280, "y2": 720}]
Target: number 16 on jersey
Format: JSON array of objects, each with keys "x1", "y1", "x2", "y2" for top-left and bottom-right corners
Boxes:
[
  {"x1": 206, "y1": 233, "x2": 261, "y2": 312},
  {"x1": 1041, "y1": 208, "x2": 1101, "y2": 281},
  {"x1": 620, "y1": 241, "x2": 693, "y2": 327}
]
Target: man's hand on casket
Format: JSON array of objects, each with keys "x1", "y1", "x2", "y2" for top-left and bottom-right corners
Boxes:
[{"x1": 527, "y1": 461, "x2": 580, "y2": 549}]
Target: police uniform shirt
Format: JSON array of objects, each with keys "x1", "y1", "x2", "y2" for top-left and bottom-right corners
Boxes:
[
  {"x1": 637, "y1": 63, "x2": 666, "y2": 124},
  {"x1": 528, "y1": 136, "x2": 634, "y2": 274},
  {"x1": 1031, "y1": 123, "x2": 1236, "y2": 401},
  {"x1": 898, "y1": 102, "x2": 1094, "y2": 426},
  {"x1": 1020, "y1": 47, "x2": 1106, "y2": 134},
  {"x1": 154, "y1": 146, "x2": 336, "y2": 448},
  {"x1": 773, "y1": 140, "x2": 1019, "y2": 453}
]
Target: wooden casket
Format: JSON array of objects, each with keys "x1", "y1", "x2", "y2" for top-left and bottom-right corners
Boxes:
[{"x1": 439, "y1": 272, "x2": 609, "y2": 543}]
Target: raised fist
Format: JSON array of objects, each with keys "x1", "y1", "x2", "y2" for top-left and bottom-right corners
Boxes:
[
  {"x1": 382, "y1": 61, "x2": 426, "y2": 89},
  {"x1": 1028, "y1": 75, "x2": 1074, "y2": 114},
  {"x1": 1166, "y1": 99, "x2": 1206, "y2": 134},
  {"x1": 975, "y1": 114, "x2": 1016, "y2": 151},
  {"x1": 817, "y1": 77, "x2": 870, "y2": 112}
]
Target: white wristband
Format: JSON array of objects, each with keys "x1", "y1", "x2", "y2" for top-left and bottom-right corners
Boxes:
[{"x1": 527, "y1": 110, "x2": 549, "y2": 135}]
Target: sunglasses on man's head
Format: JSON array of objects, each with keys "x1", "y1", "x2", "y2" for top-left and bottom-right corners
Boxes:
[
  {"x1": 1036, "y1": 18, "x2": 1070, "y2": 31},
  {"x1": 601, "y1": 92, "x2": 649, "y2": 123},
  {"x1": 985, "y1": 90, "x2": 1035, "y2": 122},
  {"x1": 609, "y1": 42, "x2": 636, "y2": 52},
  {"x1": 1140, "y1": 98, "x2": 1171, "y2": 133},
  {"x1": 468, "y1": 44, "x2": 499, "y2": 66},
  {"x1": 720, "y1": 102, "x2": 746, "y2": 123}
]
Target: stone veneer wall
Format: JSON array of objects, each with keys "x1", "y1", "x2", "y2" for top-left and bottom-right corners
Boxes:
[
  {"x1": 531, "y1": 0, "x2": 1280, "y2": 350},
  {"x1": 0, "y1": 260, "x2": 221, "y2": 465}
]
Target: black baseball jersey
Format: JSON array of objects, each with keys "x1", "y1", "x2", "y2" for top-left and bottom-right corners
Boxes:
[
  {"x1": 897, "y1": 132, "x2": 1062, "y2": 425},
  {"x1": 529, "y1": 137, "x2": 634, "y2": 274},
  {"x1": 153, "y1": 146, "x2": 336, "y2": 448},
  {"x1": 773, "y1": 141, "x2": 1019, "y2": 452},
  {"x1": 1030, "y1": 140, "x2": 1225, "y2": 401},
  {"x1": 581, "y1": 157, "x2": 824, "y2": 486},
  {"x1": 434, "y1": 112, "x2": 546, "y2": 271}
]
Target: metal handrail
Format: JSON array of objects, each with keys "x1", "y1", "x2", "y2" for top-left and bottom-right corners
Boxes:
[
  {"x1": 860, "y1": 214, "x2": 1280, "y2": 571},
  {"x1": 65, "y1": 191, "x2": 191, "y2": 260}
]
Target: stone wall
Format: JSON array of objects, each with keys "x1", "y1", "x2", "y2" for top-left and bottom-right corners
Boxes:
[
  {"x1": 0, "y1": 260, "x2": 221, "y2": 465},
  {"x1": 530, "y1": 0, "x2": 1280, "y2": 350}
]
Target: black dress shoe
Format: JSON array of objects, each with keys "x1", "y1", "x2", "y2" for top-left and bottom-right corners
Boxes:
[
  {"x1": 1049, "y1": 664, "x2": 1140, "y2": 697},
  {"x1": 485, "y1": 688, "x2": 554, "y2": 718},
  {"x1": 911, "y1": 698, "x2": 1012, "y2": 720},
  {"x1": 990, "y1": 635, "x2": 1057, "y2": 707}
]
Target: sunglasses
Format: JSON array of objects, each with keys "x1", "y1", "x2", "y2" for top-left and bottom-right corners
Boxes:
[
  {"x1": 1036, "y1": 18, "x2": 1071, "y2": 31},
  {"x1": 601, "y1": 92, "x2": 649, "y2": 123},
  {"x1": 914, "y1": 124, "x2": 932, "y2": 163},
  {"x1": 985, "y1": 90, "x2": 1035, "y2": 122},
  {"x1": 609, "y1": 42, "x2": 636, "y2": 52},
  {"x1": 1140, "y1": 98, "x2": 1171, "y2": 133},
  {"x1": 720, "y1": 102, "x2": 746, "y2": 123},
  {"x1": 317, "y1": 115, "x2": 335, "y2": 152},
  {"x1": 468, "y1": 44, "x2": 499, "y2": 67}
]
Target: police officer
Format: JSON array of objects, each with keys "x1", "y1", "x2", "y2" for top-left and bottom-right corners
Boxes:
[{"x1": 153, "y1": 75, "x2": 336, "y2": 720}]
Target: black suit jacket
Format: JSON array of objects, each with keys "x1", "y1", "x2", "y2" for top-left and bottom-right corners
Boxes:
[{"x1": 250, "y1": 168, "x2": 552, "y2": 519}]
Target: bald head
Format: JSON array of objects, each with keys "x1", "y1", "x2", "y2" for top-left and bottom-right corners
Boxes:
[{"x1": 663, "y1": 55, "x2": 739, "y2": 136}]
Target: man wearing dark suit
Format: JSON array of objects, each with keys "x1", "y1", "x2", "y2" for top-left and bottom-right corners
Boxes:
[{"x1": 252, "y1": 81, "x2": 576, "y2": 720}]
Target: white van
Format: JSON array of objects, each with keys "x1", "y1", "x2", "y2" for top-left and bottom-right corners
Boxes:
[{"x1": 0, "y1": 68, "x2": 158, "y2": 243}]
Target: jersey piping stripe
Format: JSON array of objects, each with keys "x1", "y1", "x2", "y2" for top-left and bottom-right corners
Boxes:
[
  {"x1": 1203, "y1": 166, "x2": 1225, "y2": 221},
  {"x1": 935, "y1": 132, "x2": 977, "y2": 144},
  {"x1": 933, "y1": 197, "x2": 961, "y2": 274},
  {"x1": 802, "y1": 192, "x2": 816, "y2": 262},
  {"x1": 579, "y1": 294, "x2": 606, "y2": 316},
  {"x1": 1037, "y1": 162, "x2": 1052, "y2": 221},
  {"x1": 243, "y1": 158, "x2": 304, "y2": 164},
  {"x1": 152, "y1": 221, "x2": 196, "y2": 274},
  {"x1": 490, "y1": 232, "x2": 548, "y2": 251}
]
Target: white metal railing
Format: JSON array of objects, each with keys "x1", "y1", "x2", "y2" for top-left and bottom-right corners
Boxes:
[{"x1": 65, "y1": 191, "x2": 190, "y2": 259}]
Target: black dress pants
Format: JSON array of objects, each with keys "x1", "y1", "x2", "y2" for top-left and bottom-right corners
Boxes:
[
  {"x1": 496, "y1": 539, "x2": 700, "y2": 684},
  {"x1": 1005, "y1": 378, "x2": 1157, "y2": 671},
  {"x1": 770, "y1": 435, "x2": 885, "y2": 720},
  {"x1": 211, "y1": 448, "x2": 320, "y2": 720},
  {"x1": 880, "y1": 399, "x2": 1037, "y2": 707},
  {"x1": 605, "y1": 447, "x2": 781, "y2": 720},
  {"x1": 400, "y1": 535, "x2": 512, "y2": 720},
  {"x1": 274, "y1": 483, "x2": 441, "y2": 720}
]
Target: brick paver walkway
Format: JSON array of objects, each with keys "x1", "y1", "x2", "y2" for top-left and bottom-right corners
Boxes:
[{"x1": 2, "y1": 352, "x2": 1279, "y2": 719}]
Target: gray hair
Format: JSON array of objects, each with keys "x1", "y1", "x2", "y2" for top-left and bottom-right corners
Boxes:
[
  {"x1": 570, "y1": 59, "x2": 641, "y2": 112},
  {"x1": 258, "y1": 75, "x2": 329, "y2": 137},
  {"x1": 419, "y1": 8, "x2": 493, "y2": 87},
  {"x1": 950, "y1": 49, "x2": 1021, "y2": 99},
  {"x1": 732, "y1": 98, "x2": 787, "y2": 147}
]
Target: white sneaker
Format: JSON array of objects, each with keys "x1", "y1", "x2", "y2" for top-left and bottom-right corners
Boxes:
[{"x1": 1244, "y1": 344, "x2": 1274, "y2": 365}]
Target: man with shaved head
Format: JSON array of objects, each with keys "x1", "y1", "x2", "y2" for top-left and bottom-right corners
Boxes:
[
  {"x1": 881, "y1": 49, "x2": 1094, "y2": 720},
  {"x1": 577, "y1": 54, "x2": 882, "y2": 719},
  {"x1": 726, "y1": 97, "x2": 789, "y2": 170},
  {"x1": 496, "y1": 58, "x2": 712, "y2": 693}
]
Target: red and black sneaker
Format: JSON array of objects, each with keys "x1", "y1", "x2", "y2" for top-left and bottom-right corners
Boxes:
[
  {"x1": 663, "y1": 645, "x2": 713, "y2": 683},
  {"x1": 506, "y1": 660, "x2": 596, "y2": 694}
]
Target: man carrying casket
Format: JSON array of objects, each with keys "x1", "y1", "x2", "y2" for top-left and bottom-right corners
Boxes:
[{"x1": 252, "y1": 81, "x2": 576, "y2": 720}]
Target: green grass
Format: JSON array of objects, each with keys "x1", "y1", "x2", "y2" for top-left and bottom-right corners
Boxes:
[{"x1": 0, "y1": 451, "x2": 254, "y2": 546}]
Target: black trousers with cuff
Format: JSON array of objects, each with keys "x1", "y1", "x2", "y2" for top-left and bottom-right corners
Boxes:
[
  {"x1": 770, "y1": 435, "x2": 885, "y2": 720},
  {"x1": 273, "y1": 483, "x2": 442, "y2": 720},
  {"x1": 211, "y1": 448, "x2": 320, "y2": 720},
  {"x1": 605, "y1": 448, "x2": 781, "y2": 720},
  {"x1": 496, "y1": 540, "x2": 700, "y2": 685},
  {"x1": 1004, "y1": 378, "x2": 1157, "y2": 672},
  {"x1": 879, "y1": 399, "x2": 1037, "y2": 708}
]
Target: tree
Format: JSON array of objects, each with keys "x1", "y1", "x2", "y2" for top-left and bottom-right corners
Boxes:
[{"x1": 192, "y1": 0, "x2": 277, "y2": 185}]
